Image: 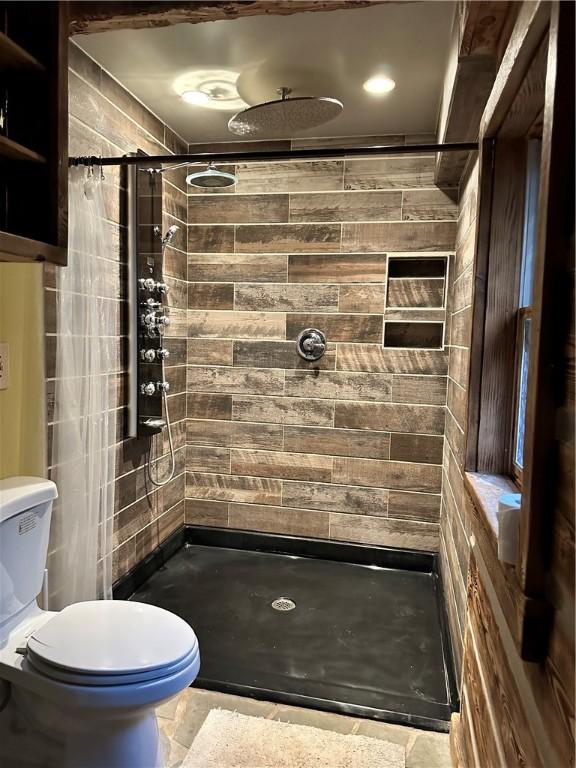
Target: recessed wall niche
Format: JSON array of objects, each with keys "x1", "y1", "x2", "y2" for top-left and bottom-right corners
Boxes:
[{"x1": 384, "y1": 256, "x2": 448, "y2": 349}]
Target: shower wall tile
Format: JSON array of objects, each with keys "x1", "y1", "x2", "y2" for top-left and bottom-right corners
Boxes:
[
  {"x1": 341, "y1": 221, "x2": 457, "y2": 252},
  {"x1": 187, "y1": 394, "x2": 232, "y2": 421},
  {"x1": 188, "y1": 194, "x2": 289, "y2": 224},
  {"x1": 285, "y1": 313, "x2": 382, "y2": 343},
  {"x1": 287, "y1": 253, "x2": 387, "y2": 283},
  {"x1": 329, "y1": 513, "x2": 439, "y2": 551},
  {"x1": 189, "y1": 310, "x2": 285, "y2": 340},
  {"x1": 232, "y1": 395, "x2": 334, "y2": 427},
  {"x1": 335, "y1": 401, "x2": 445, "y2": 435},
  {"x1": 401, "y1": 189, "x2": 458, "y2": 221},
  {"x1": 185, "y1": 498, "x2": 229, "y2": 527},
  {"x1": 186, "y1": 472, "x2": 282, "y2": 505},
  {"x1": 390, "y1": 374, "x2": 447, "y2": 405},
  {"x1": 235, "y1": 223, "x2": 341, "y2": 254},
  {"x1": 186, "y1": 138, "x2": 458, "y2": 553},
  {"x1": 338, "y1": 285, "x2": 385, "y2": 313},
  {"x1": 336, "y1": 345, "x2": 448, "y2": 374},
  {"x1": 188, "y1": 225, "x2": 234, "y2": 253},
  {"x1": 227, "y1": 503, "x2": 330, "y2": 539},
  {"x1": 188, "y1": 283, "x2": 235, "y2": 310},
  {"x1": 187, "y1": 339, "x2": 233, "y2": 366},
  {"x1": 283, "y1": 426, "x2": 391, "y2": 460},
  {"x1": 234, "y1": 283, "x2": 339, "y2": 313},
  {"x1": 230, "y1": 449, "x2": 333, "y2": 483},
  {"x1": 232, "y1": 340, "x2": 336, "y2": 370},
  {"x1": 53, "y1": 44, "x2": 189, "y2": 584},
  {"x1": 281, "y1": 482, "x2": 389, "y2": 517},
  {"x1": 289, "y1": 191, "x2": 402, "y2": 222},
  {"x1": 332, "y1": 457, "x2": 442, "y2": 494},
  {"x1": 186, "y1": 366, "x2": 284, "y2": 396},
  {"x1": 283, "y1": 370, "x2": 392, "y2": 402},
  {"x1": 344, "y1": 156, "x2": 436, "y2": 190},
  {"x1": 234, "y1": 161, "x2": 344, "y2": 193},
  {"x1": 188, "y1": 253, "x2": 287, "y2": 283}
]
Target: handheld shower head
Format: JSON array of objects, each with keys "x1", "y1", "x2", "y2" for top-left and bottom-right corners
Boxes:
[{"x1": 154, "y1": 224, "x2": 180, "y2": 247}]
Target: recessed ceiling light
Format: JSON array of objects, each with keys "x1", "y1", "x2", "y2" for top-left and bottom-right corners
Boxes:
[
  {"x1": 181, "y1": 90, "x2": 210, "y2": 105},
  {"x1": 363, "y1": 76, "x2": 396, "y2": 95},
  {"x1": 173, "y1": 70, "x2": 247, "y2": 111}
]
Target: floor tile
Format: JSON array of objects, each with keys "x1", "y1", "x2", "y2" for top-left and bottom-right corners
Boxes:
[
  {"x1": 172, "y1": 688, "x2": 277, "y2": 748},
  {"x1": 273, "y1": 705, "x2": 356, "y2": 734},
  {"x1": 406, "y1": 731, "x2": 452, "y2": 768},
  {"x1": 355, "y1": 718, "x2": 416, "y2": 747}
]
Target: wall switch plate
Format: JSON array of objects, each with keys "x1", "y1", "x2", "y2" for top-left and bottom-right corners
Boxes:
[{"x1": 0, "y1": 343, "x2": 9, "y2": 390}]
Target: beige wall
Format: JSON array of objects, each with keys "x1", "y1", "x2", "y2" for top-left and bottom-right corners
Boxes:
[
  {"x1": 0, "y1": 263, "x2": 46, "y2": 479},
  {"x1": 185, "y1": 139, "x2": 458, "y2": 550}
]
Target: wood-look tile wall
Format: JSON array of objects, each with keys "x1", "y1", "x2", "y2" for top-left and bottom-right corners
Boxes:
[
  {"x1": 45, "y1": 44, "x2": 189, "y2": 587},
  {"x1": 439, "y1": 160, "x2": 478, "y2": 677},
  {"x1": 186, "y1": 137, "x2": 458, "y2": 551}
]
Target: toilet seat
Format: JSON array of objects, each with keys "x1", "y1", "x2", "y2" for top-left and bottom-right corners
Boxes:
[{"x1": 26, "y1": 600, "x2": 198, "y2": 686}]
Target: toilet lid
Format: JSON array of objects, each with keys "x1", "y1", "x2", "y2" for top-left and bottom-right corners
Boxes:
[{"x1": 27, "y1": 601, "x2": 197, "y2": 677}]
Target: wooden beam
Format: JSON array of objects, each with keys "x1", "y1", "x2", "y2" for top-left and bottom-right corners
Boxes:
[
  {"x1": 435, "y1": 1, "x2": 516, "y2": 187},
  {"x1": 69, "y1": 0, "x2": 379, "y2": 35},
  {"x1": 480, "y1": 1, "x2": 549, "y2": 138}
]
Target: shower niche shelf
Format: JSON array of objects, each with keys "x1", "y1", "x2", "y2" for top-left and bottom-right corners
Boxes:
[
  {"x1": 0, "y1": 2, "x2": 68, "y2": 265},
  {"x1": 383, "y1": 256, "x2": 448, "y2": 350}
]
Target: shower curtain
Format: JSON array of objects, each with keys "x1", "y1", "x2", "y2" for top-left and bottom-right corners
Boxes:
[{"x1": 48, "y1": 168, "x2": 116, "y2": 609}]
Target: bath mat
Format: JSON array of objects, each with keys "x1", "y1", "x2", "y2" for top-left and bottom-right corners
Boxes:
[{"x1": 182, "y1": 709, "x2": 405, "y2": 768}]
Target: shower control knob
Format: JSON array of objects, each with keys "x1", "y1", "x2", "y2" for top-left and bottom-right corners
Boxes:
[
  {"x1": 140, "y1": 382, "x2": 156, "y2": 396},
  {"x1": 157, "y1": 381, "x2": 170, "y2": 393},
  {"x1": 156, "y1": 315, "x2": 170, "y2": 327},
  {"x1": 145, "y1": 298, "x2": 161, "y2": 309},
  {"x1": 141, "y1": 312, "x2": 157, "y2": 327},
  {"x1": 139, "y1": 278, "x2": 156, "y2": 291},
  {"x1": 141, "y1": 349, "x2": 156, "y2": 362},
  {"x1": 296, "y1": 328, "x2": 327, "y2": 361},
  {"x1": 157, "y1": 282, "x2": 169, "y2": 295},
  {"x1": 157, "y1": 348, "x2": 170, "y2": 361}
]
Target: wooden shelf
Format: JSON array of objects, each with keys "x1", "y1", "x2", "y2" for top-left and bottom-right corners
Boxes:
[
  {"x1": 0, "y1": 231, "x2": 66, "y2": 265},
  {"x1": 0, "y1": 31, "x2": 45, "y2": 72},
  {"x1": 0, "y1": 134, "x2": 45, "y2": 163}
]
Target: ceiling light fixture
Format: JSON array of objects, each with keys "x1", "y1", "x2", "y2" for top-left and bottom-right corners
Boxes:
[
  {"x1": 181, "y1": 90, "x2": 210, "y2": 105},
  {"x1": 363, "y1": 76, "x2": 396, "y2": 95},
  {"x1": 173, "y1": 70, "x2": 246, "y2": 112}
]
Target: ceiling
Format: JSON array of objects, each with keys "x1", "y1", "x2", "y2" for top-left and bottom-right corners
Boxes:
[{"x1": 74, "y1": 1, "x2": 455, "y2": 144}]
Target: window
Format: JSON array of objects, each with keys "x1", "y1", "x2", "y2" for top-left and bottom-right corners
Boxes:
[{"x1": 511, "y1": 140, "x2": 541, "y2": 484}]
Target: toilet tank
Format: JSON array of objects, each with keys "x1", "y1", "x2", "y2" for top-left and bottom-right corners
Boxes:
[{"x1": 0, "y1": 477, "x2": 57, "y2": 629}]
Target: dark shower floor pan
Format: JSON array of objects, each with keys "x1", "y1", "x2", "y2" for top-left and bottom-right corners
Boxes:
[{"x1": 123, "y1": 527, "x2": 457, "y2": 732}]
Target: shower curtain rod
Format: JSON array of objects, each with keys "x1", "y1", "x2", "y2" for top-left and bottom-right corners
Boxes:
[{"x1": 69, "y1": 141, "x2": 478, "y2": 168}]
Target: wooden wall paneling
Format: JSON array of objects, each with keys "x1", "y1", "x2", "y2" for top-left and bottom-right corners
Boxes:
[
  {"x1": 435, "y1": 1, "x2": 515, "y2": 186},
  {"x1": 480, "y1": 1, "x2": 549, "y2": 137},
  {"x1": 518, "y1": 0, "x2": 575, "y2": 598},
  {"x1": 69, "y1": 1, "x2": 377, "y2": 34},
  {"x1": 475, "y1": 139, "x2": 525, "y2": 473}
]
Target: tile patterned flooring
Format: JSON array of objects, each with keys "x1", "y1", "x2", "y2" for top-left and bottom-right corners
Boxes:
[{"x1": 158, "y1": 687, "x2": 452, "y2": 768}]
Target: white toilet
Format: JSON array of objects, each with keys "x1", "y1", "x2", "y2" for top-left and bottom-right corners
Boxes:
[{"x1": 0, "y1": 476, "x2": 200, "y2": 768}]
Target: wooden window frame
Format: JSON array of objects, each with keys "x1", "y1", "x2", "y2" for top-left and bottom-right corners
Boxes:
[{"x1": 465, "y1": 0, "x2": 574, "y2": 661}]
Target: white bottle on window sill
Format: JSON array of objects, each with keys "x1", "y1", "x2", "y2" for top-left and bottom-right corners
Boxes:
[{"x1": 496, "y1": 493, "x2": 522, "y2": 564}]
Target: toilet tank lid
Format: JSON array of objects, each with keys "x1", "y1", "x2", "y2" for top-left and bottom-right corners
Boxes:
[{"x1": 0, "y1": 477, "x2": 58, "y2": 523}]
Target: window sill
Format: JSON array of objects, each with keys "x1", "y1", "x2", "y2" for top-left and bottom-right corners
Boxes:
[{"x1": 464, "y1": 471, "x2": 518, "y2": 545}]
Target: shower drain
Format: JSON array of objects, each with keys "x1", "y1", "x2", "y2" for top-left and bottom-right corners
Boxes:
[{"x1": 271, "y1": 597, "x2": 296, "y2": 612}]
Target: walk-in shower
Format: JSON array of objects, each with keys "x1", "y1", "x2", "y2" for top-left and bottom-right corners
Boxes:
[{"x1": 75, "y1": 138, "x2": 474, "y2": 733}]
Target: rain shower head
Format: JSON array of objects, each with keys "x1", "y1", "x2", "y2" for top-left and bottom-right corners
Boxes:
[
  {"x1": 186, "y1": 163, "x2": 237, "y2": 189},
  {"x1": 228, "y1": 87, "x2": 343, "y2": 138},
  {"x1": 154, "y1": 224, "x2": 180, "y2": 246}
]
